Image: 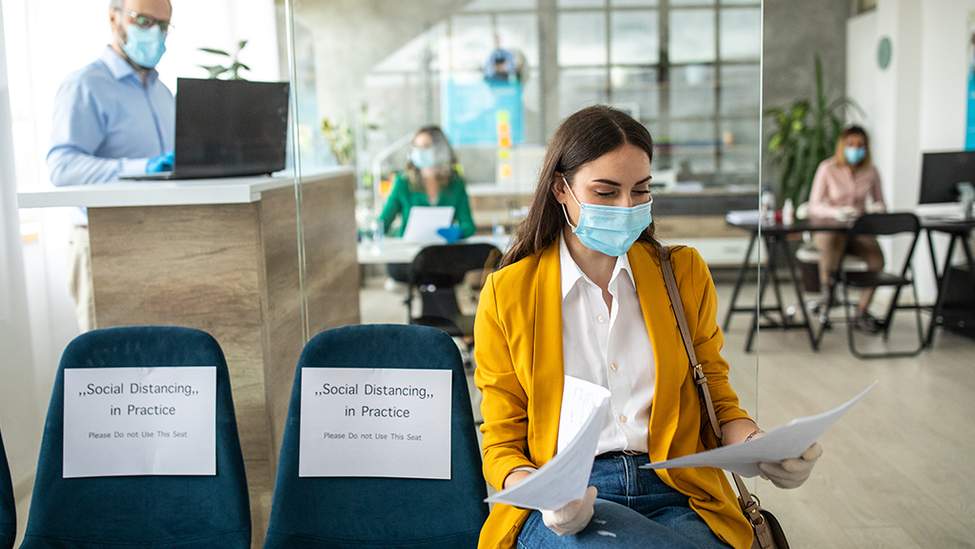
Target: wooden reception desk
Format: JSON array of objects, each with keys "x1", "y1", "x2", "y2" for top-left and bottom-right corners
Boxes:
[{"x1": 19, "y1": 168, "x2": 361, "y2": 546}]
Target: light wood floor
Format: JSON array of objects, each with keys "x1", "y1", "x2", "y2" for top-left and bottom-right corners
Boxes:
[
  {"x1": 362, "y1": 273, "x2": 975, "y2": 548},
  {"x1": 12, "y1": 274, "x2": 974, "y2": 548}
]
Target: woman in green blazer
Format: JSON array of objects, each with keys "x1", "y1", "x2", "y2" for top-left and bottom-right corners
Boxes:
[{"x1": 378, "y1": 125, "x2": 476, "y2": 241}]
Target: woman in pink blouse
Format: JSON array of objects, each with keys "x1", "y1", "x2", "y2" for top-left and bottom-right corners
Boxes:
[{"x1": 808, "y1": 125, "x2": 887, "y2": 333}]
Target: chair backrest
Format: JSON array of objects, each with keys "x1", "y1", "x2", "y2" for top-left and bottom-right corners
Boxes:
[
  {"x1": 21, "y1": 326, "x2": 250, "y2": 549},
  {"x1": 848, "y1": 212, "x2": 920, "y2": 238},
  {"x1": 409, "y1": 243, "x2": 501, "y2": 289},
  {"x1": 843, "y1": 213, "x2": 921, "y2": 278},
  {"x1": 0, "y1": 430, "x2": 15, "y2": 549},
  {"x1": 263, "y1": 324, "x2": 488, "y2": 549}
]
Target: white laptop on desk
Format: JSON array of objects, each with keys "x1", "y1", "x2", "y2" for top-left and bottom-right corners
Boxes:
[{"x1": 401, "y1": 206, "x2": 455, "y2": 242}]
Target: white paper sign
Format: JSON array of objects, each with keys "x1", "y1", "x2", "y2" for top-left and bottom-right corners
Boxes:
[
  {"x1": 299, "y1": 368, "x2": 452, "y2": 479},
  {"x1": 63, "y1": 367, "x2": 217, "y2": 478}
]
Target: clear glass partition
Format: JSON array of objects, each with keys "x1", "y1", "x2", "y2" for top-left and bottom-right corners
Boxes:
[{"x1": 283, "y1": 0, "x2": 763, "y2": 435}]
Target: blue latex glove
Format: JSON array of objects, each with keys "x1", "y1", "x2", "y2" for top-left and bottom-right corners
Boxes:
[
  {"x1": 147, "y1": 151, "x2": 175, "y2": 173},
  {"x1": 437, "y1": 225, "x2": 463, "y2": 243}
]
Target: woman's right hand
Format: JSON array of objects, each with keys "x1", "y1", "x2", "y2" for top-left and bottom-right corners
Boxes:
[{"x1": 541, "y1": 486, "x2": 598, "y2": 536}]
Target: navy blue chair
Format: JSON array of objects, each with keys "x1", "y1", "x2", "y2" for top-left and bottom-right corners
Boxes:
[
  {"x1": 263, "y1": 324, "x2": 488, "y2": 549},
  {"x1": 0, "y1": 430, "x2": 15, "y2": 549},
  {"x1": 20, "y1": 326, "x2": 250, "y2": 549}
]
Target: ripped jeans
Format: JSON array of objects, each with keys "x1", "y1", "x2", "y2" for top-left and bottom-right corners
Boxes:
[{"x1": 516, "y1": 454, "x2": 733, "y2": 549}]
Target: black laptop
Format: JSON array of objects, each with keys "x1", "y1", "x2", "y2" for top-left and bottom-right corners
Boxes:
[{"x1": 121, "y1": 77, "x2": 290, "y2": 180}]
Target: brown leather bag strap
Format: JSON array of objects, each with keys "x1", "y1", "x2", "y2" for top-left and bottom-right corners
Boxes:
[
  {"x1": 658, "y1": 245, "x2": 722, "y2": 442},
  {"x1": 659, "y1": 246, "x2": 774, "y2": 548}
]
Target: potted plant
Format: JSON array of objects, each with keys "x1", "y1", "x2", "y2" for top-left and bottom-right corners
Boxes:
[
  {"x1": 199, "y1": 40, "x2": 250, "y2": 80},
  {"x1": 765, "y1": 55, "x2": 861, "y2": 207}
]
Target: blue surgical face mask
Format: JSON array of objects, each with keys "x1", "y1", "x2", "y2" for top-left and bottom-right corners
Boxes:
[
  {"x1": 561, "y1": 175, "x2": 653, "y2": 257},
  {"x1": 844, "y1": 146, "x2": 866, "y2": 165},
  {"x1": 411, "y1": 148, "x2": 437, "y2": 169},
  {"x1": 122, "y1": 24, "x2": 167, "y2": 69}
]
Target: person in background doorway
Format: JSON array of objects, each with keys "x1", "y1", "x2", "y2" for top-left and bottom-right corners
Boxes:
[
  {"x1": 47, "y1": 0, "x2": 176, "y2": 332},
  {"x1": 808, "y1": 125, "x2": 887, "y2": 333}
]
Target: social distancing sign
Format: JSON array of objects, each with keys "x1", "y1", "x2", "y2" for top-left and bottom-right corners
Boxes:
[
  {"x1": 299, "y1": 368, "x2": 452, "y2": 479},
  {"x1": 62, "y1": 367, "x2": 217, "y2": 478}
]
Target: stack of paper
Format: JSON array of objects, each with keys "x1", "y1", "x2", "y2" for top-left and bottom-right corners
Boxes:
[{"x1": 725, "y1": 210, "x2": 762, "y2": 224}]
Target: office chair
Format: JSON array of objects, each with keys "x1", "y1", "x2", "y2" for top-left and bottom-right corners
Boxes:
[
  {"x1": 20, "y1": 326, "x2": 251, "y2": 549},
  {"x1": 0, "y1": 430, "x2": 15, "y2": 549},
  {"x1": 263, "y1": 324, "x2": 489, "y2": 549},
  {"x1": 814, "y1": 213, "x2": 925, "y2": 359},
  {"x1": 406, "y1": 243, "x2": 501, "y2": 339}
]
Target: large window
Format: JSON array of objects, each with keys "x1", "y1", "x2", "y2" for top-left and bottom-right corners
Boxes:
[
  {"x1": 557, "y1": 0, "x2": 761, "y2": 187},
  {"x1": 293, "y1": 0, "x2": 760, "y2": 191}
]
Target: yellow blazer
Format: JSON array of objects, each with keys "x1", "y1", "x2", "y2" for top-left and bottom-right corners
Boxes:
[{"x1": 473, "y1": 240, "x2": 754, "y2": 549}]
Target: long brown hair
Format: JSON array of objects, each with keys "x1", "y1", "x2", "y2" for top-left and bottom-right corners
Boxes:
[
  {"x1": 834, "y1": 125, "x2": 872, "y2": 168},
  {"x1": 406, "y1": 125, "x2": 460, "y2": 193},
  {"x1": 500, "y1": 105, "x2": 658, "y2": 268}
]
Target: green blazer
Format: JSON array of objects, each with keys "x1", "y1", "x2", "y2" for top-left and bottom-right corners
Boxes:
[{"x1": 378, "y1": 171, "x2": 476, "y2": 238}]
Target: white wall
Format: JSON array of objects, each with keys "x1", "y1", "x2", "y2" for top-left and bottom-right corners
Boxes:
[
  {"x1": 0, "y1": 0, "x2": 45, "y2": 491},
  {"x1": 847, "y1": 0, "x2": 974, "y2": 302},
  {"x1": 919, "y1": 0, "x2": 975, "y2": 151}
]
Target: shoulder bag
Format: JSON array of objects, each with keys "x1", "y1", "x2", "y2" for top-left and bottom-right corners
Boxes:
[{"x1": 658, "y1": 245, "x2": 790, "y2": 549}]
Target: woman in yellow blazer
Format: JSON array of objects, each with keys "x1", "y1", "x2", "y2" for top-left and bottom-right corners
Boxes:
[{"x1": 474, "y1": 106, "x2": 822, "y2": 549}]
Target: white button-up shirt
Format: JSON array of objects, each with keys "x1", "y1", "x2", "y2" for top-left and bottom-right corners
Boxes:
[{"x1": 557, "y1": 236, "x2": 655, "y2": 455}]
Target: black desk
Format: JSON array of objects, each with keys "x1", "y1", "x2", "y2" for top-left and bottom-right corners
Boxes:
[
  {"x1": 724, "y1": 218, "x2": 851, "y2": 352},
  {"x1": 922, "y1": 218, "x2": 975, "y2": 345}
]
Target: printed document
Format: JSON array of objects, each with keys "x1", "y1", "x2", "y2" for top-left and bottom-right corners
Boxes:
[
  {"x1": 643, "y1": 382, "x2": 875, "y2": 477},
  {"x1": 401, "y1": 206, "x2": 455, "y2": 242},
  {"x1": 486, "y1": 377, "x2": 610, "y2": 511}
]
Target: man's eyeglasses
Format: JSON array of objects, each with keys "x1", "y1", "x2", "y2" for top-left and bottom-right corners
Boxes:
[{"x1": 114, "y1": 9, "x2": 173, "y2": 34}]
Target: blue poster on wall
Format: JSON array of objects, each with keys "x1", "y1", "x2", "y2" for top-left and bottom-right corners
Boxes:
[
  {"x1": 967, "y1": 12, "x2": 975, "y2": 149},
  {"x1": 442, "y1": 78, "x2": 524, "y2": 146}
]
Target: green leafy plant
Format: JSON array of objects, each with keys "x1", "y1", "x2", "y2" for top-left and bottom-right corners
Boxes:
[
  {"x1": 199, "y1": 40, "x2": 250, "y2": 80},
  {"x1": 765, "y1": 55, "x2": 861, "y2": 206},
  {"x1": 321, "y1": 118, "x2": 355, "y2": 165}
]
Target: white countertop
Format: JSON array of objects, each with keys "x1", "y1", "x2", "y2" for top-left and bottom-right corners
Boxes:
[
  {"x1": 17, "y1": 167, "x2": 355, "y2": 209},
  {"x1": 357, "y1": 234, "x2": 513, "y2": 265}
]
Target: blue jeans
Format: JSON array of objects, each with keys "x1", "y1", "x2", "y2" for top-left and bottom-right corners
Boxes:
[{"x1": 517, "y1": 454, "x2": 732, "y2": 549}]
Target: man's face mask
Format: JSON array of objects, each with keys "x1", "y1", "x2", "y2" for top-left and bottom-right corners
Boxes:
[{"x1": 119, "y1": 22, "x2": 167, "y2": 68}]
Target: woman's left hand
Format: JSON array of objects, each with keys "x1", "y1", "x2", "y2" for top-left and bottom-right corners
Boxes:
[{"x1": 758, "y1": 442, "x2": 823, "y2": 489}]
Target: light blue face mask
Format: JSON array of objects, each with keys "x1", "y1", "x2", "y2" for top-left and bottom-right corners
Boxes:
[
  {"x1": 561, "y1": 175, "x2": 653, "y2": 257},
  {"x1": 411, "y1": 148, "x2": 437, "y2": 169},
  {"x1": 844, "y1": 146, "x2": 866, "y2": 165},
  {"x1": 122, "y1": 24, "x2": 167, "y2": 69}
]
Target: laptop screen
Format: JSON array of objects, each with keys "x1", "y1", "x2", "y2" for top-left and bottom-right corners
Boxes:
[{"x1": 173, "y1": 78, "x2": 290, "y2": 179}]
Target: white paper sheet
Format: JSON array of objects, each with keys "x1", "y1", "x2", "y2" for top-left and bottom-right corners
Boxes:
[
  {"x1": 299, "y1": 368, "x2": 452, "y2": 479},
  {"x1": 63, "y1": 367, "x2": 217, "y2": 478},
  {"x1": 643, "y1": 382, "x2": 875, "y2": 477},
  {"x1": 401, "y1": 206, "x2": 455, "y2": 242},
  {"x1": 486, "y1": 377, "x2": 610, "y2": 511}
]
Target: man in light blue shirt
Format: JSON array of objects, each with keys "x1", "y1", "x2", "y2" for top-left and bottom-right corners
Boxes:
[{"x1": 48, "y1": 0, "x2": 175, "y2": 332}]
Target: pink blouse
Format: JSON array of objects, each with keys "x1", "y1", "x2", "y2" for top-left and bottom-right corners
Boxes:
[{"x1": 808, "y1": 157, "x2": 886, "y2": 218}]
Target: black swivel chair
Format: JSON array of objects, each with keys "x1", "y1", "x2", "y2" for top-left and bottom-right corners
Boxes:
[
  {"x1": 405, "y1": 243, "x2": 501, "y2": 339},
  {"x1": 815, "y1": 213, "x2": 925, "y2": 359}
]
